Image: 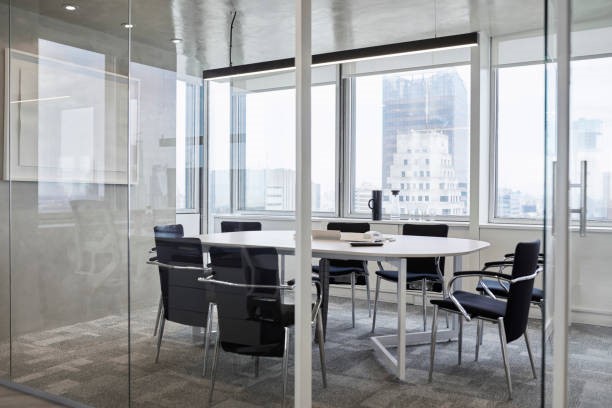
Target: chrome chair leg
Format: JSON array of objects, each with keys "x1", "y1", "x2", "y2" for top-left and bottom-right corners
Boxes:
[
  {"x1": 282, "y1": 327, "x2": 291, "y2": 408},
  {"x1": 153, "y1": 295, "x2": 163, "y2": 336},
  {"x1": 497, "y1": 317, "x2": 513, "y2": 400},
  {"x1": 458, "y1": 315, "x2": 463, "y2": 366},
  {"x1": 208, "y1": 327, "x2": 221, "y2": 407},
  {"x1": 524, "y1": 331, "x2": 537, "y2": 379},
  {"x1": 479, "y1": 319, "x2": 484, "y2": 345},
  {"x1": 155, "y1": 317, "x2": 165, "y2": 363},
  {"x1": 428, "y1": 305, "x2": 439, "y2": 382},
  {"x1": 475, "y1": 318, "x2": 481, "y2": 362},
  {"x1": 422, "y1": 278, "x2": 427, "y2": 332},
  {"x1": 351, "y1": 272, "x2": 356, "y2": 328},
  {"x1": 371, "y1": 276, "x2": 381, "y2": 333},
  {"x1": 203, "y1": 303, "x2": 215, "y2": 377},
  {"x1": 254, "y1": 357, "x2": 260, "y2": 378},
  {"x1": 316, "y1": 312, "x2": 327, "y2": 388}
]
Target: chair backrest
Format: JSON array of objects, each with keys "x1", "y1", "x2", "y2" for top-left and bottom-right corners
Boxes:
[
  {"x1": 154, "y1": 224, "x2": 184, "y2": 239},
  {"x1": 208, "y1": 246, "x2": 286, "y2": 357},
  {"x1": 402, "y1": 224, "x2": 449, "y2": 285},
  {"x1": 154, "y1": 237, "x2": 210, "y2": 327},
  {"x1": 326, "y1": 222, "x2": 370, "y2": 270},
  {"x1": 504, "y1": 240, "x2": 541, "y2": 342},
  {"x1": 220, "y1": 221, "x2": 262, "y2": 233}
]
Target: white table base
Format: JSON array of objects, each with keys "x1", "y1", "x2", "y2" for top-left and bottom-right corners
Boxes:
[{"x1": 370, "y1": 255, "x2": 463, "y2": 381}]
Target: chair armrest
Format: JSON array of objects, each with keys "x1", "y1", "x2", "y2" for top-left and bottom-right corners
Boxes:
[{"x1": 148, "y1": 259, "x2": 212, "y2": 275}]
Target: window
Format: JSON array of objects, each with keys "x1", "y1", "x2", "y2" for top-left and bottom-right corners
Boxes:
[
  {"x1": 207, "y1": 69, "x2": 337, "y2": 215},
  {"x1": 351, "y1": 65, "x2": 470, "y2": 218},
  {"x1": 238, "y1": 84, "x2": 336, "y2": 212},
  {"x1": 176, "y1": 79, "x2": 202, "y2": 212},
  {"x1": 494, "y1": 64, "x2": 545, "y2": 220},
  {"x1": 570, "y1": 57, "x2": 612, "y2": 221}
]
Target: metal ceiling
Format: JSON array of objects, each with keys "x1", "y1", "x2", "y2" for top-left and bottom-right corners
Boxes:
[{"x1": 7, "y1": 0, "x2": 612, "y2": 73}]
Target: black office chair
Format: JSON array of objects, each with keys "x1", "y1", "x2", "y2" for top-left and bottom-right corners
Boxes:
[
  {"x1": 428, "y1": 240, "x2": 541, "y2": 400},
  {"x1": 312, "y1": 222, "x2": 371, "y2": 328},
  {"x1": 372, "y1": 223, "x2": 449, "y2": 333},
  {"x1": 205, "y1": 246, "x2": 326, "y2": 408},
  {"x1": 151, "y1": 237, "x2": 213, "y2": 376},
  {"x1": 152, "y1": 224, "x2": 184, "y2": 337},
  {"x1": 220, "y1": 220, "x2": 262, "y2": 232}
]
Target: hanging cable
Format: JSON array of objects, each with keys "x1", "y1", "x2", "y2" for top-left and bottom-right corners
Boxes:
[{"x1": 229, "y1": 11, "x2": 237, "y2": 67}]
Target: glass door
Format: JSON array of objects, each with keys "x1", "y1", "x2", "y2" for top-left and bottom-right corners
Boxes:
[{"x1": 546, "y1": 0, "x2": 612, "y2": 406}]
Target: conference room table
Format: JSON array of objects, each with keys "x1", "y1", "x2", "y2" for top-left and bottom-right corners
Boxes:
[{"x1": 196, "y1": 229, "x2": 489, "y2": 381}]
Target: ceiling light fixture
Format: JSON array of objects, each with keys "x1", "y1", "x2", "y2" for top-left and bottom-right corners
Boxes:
[
  {"x1": 170, "y1": 38, "x2": 183, "y2": 44},
  {"x1": 62, "y1": 4, "x2": 77, "y2": 11},
  {"x1": 122, "y1": 23, "x2": 134, "y2": 29},
  {"x1": 202, "y1": 32, "x2": 478, "y2": 81}
]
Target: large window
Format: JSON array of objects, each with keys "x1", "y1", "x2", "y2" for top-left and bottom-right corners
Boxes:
[
  {"x1": 176, "y1": 79, "x2": 201, "y2": 212},
  {"x1": 350, "y1": 65, "x2": 471, "y2": 218},
  {"x1": 239, "y1": 84, "x2": 336, "y2": 212},
  {"x1": 207, "y1": 71, "x2": 337, "y2": 215},
  {"x1": 494, "y1": 56, "x2": 612, "y2": 222},
  {"x1": 494, "y1": 64, "x2": 545, "y2": 220},
  {"x1": 570, "y1": 57, "x2": 612, "y2": 221}
]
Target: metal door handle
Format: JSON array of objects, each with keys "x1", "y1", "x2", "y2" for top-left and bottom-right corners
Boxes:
[{"x1": 569, "y1": 160, "x2": 587, "y2": 237}]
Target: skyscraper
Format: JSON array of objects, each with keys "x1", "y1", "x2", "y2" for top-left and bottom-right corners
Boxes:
[{"x1": 382, "y1": 71, "x2": 469, "y2": 189}]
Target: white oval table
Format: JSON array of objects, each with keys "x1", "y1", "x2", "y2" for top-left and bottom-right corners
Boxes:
[{"x1": 196, "y1": 230, "x2": 490, "y2": 381}]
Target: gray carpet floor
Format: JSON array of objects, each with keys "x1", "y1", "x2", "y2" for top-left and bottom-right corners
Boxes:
[{"x1": 2, "y1": 297, "x2": 612, "y2": 407}]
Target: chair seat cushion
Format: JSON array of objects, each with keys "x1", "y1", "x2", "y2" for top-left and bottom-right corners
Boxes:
[
  {"x1": 476, "y1": 279, "x2": 544, "y2": 303},
  {"x1": 312, "y1": 264, "x2": 364, "y2": 276},
  {"x1": 430, "y1": 291, "x2": 506, "y2": 320},
  {"x1": 375, "y1": 269, "x2": 440, "y2": 283}
]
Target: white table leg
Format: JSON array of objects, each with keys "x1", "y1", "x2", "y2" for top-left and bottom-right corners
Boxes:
[
  {"x1": 371, "y1": 255, "x2": 465, "y2": 380},
  {"x1": 397, "y1": 258, "x2": 407, "y2": 380}
]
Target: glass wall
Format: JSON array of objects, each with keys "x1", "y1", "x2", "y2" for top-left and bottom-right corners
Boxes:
[
  {"x1": 6, "y1": 1, "x2": 130, "y2": 406},
  {"x1": 0, "y1": 0, "x2": 9, "y2": 381}
]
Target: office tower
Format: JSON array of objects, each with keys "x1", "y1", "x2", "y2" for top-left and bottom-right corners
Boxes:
[
  {"x1": 382, "y1": 71, "x2": 469, "y2": 190},
  {"x1": 386, "y1": 130, "x2": 464, "y2": 216}
]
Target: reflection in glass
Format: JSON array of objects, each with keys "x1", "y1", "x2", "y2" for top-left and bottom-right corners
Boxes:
[{"x1": 7, "y1": 2, "x2": 130, "y2": 406}]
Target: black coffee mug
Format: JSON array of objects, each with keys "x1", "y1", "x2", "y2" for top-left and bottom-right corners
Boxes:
[{"x1": 368, "y1": 190, "x2": 382, "y2": 221}]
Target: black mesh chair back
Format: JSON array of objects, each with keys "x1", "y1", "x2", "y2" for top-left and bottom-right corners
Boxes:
[
  {"x1": 504, "y1": 240, "x2": 541, "y2": 342},
  {"x1": 154, "y1": 224, "x2": 184, "y2": 239},
  {"x1": 403, "y1": 223, "x2": 449, "y2": 288},
  {"x1": 154, "y1": 237, "x2": 211, "y2": 327},
  {"x1": 220, "y1": 221, "x2": 262, "y2": 233},
  {"x1": 209, "y1": 246, "x2": 287, "y2": 357},
  {"x1": 327, "y1": 222, "x2": 370, "y2": 271}
]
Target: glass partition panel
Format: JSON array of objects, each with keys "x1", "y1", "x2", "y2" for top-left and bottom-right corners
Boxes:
[
  {"x1": 129, "y1": 1, "x2": 204, "y2": 407},
  {"x1": 0, "y1": 0, "x2": 9, "y2": 380},
  {"x1": 567, "y1": 1, "x2": 612, "y2": 406},
  {"x1": 7, "y1": 1, "x2": 130, "y2": 406}
]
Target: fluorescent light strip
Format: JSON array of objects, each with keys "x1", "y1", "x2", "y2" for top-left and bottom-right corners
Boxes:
[
  {"x1": 10, "y1": 96, "x2": 71, "y2": 104},
  {"x1": 203, "y1": 32, "x2": 478, "y2": 81}
]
